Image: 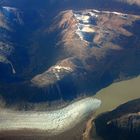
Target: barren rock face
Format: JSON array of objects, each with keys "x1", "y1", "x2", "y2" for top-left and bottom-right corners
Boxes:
[
  {"x1": 94, "y1": 98, "x2": 140, "y2": 140},
  {"x1": 107, "y1": 113, "x2": 140, "y2": 133},
  {"x1": 0, "y1": 6, "x2": 23, "y2": 76},
  {"x1": 31, "y1": 9, "x2": 140, "y2": 102},
  {"x1": 0, "y1": 1, "x2": 140, "y2": 105},
  {"x1": 0, "y1": 1, "x2": 140, "y2": 140}
]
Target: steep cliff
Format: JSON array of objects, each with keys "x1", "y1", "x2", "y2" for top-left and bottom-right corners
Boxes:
[{"x1": 95, "y1": 98, "x2": 140, "y2": 140}]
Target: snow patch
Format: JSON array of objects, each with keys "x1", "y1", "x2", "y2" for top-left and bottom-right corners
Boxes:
[
  {"x1": 88, "y1": 11, "x2": 98, "y2": 18},
  {"x1": 74, "y1": 14, "x2": 90, "y2": 23},
  {"x1": 73, "y1": 9, "x2": 128, "y2": 43},
  {"x1": 51, "y1": 65, "x2": 73, "y2": 80},
  {"x1": 81, "y1": 26, "x2": 95, "y2": 33},
  {"x1": 2, "y1": 6, "x2": 17, "y2": 12},
  {"x1": 53, "y1": 65, "x2": 73, "y2": 72}
]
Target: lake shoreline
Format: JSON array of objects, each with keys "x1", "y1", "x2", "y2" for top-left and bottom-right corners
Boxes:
[{"x1": 86, "y1": 76, "x2": 140, "y2": 140}]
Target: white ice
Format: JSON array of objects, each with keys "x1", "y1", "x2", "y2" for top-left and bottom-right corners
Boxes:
[
  {"x1": 53, "y1": 65, "x2": 73, "y2": 72},
  {"x1": 2, "y1": 6, "x2": 17, "y2": 12},
  {"x1": 0, "y1": 97, "x2": 101, "y2": 135}
]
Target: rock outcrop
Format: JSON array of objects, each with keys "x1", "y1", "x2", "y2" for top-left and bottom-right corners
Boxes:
[
  {"x1": 31, "y1": 9, "x2": 140, "y2": 102},
  {"x1": 94, "y1": 98, "x2": 140, "y2": 140},
  {"x1": 0, "y1": 1, "x2": 140, "y2": 105},
  {"x1": 0, "y1": 6, "x2": 23, "y2": 76}
]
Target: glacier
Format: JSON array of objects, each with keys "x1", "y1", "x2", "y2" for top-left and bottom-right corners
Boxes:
[{"x1": 0, "y1": 97, "x2": 101, "y2": 135}]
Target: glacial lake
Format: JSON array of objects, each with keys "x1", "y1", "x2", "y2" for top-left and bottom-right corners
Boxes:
[{"x1": 94, "y1": 76, "x2": 140, "y2": 116}]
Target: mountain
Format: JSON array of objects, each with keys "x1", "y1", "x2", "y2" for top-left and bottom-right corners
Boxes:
[
  {"x1": 94, "y1": 98, "x2": 140, "y2": 140},
  {"x1": 0, "y1": 0, "x2": 140, "y2": 105},
  {"x1": 0, "y1": 1, "x2": 140, "y2": 140},
  {"x1": 0, "y1": 6, "x2": 23, "y2": 80},
  {"x1": 31, "y1": 9, "x2": 140, "y2": 100}
]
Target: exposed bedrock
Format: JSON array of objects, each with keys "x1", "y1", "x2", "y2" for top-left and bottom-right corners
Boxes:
[
  {"x1": 94, "y1": 98, "x2": 140, "y2": 140},
  {"x1": 0, "y1": 4, "x2": 140, "y2": 105},
  {"x1": 29, "y1": 10, "x2": 140, "y2": 103}
]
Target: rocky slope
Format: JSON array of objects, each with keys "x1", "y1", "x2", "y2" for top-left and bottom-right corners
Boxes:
[
  {"x1": 0, "y1": 6, "x2": 23, "y2": 79},
  {"x1": 31, "y1": 9, "x2": 140, "y2": 101},
  {"x1": 0, "y1": 1, "x2": 140, "y2": 105},
  {"x1": 94, "y1": 98, "x2": 140, "y2": 140},
  {"x1": 0, "y1": 1, "x2": 140, "y2": 140}
]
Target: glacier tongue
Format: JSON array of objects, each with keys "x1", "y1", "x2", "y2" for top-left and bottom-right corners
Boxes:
[{"x1": 0, "y1": 97, "x2": 101, "y2": 135}]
